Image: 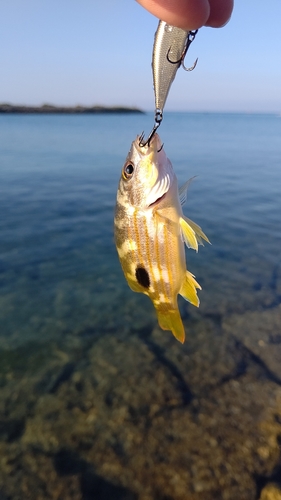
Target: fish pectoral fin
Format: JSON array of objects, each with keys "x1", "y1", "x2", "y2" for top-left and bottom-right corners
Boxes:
[
  {"x1": 179, "y1": 270, "x2": 202, "y2": 307},
  {"x1": 156, "y1": 308, "x2": 185, "y2": 344},
  {"x1": 155, "y1": 211, "x2": 179, "y2": 236},
  {"x1": 178, "y1": 176, "x2": 197, "y2": 206},
  {"x1": 183, "y1": 216, "x2": 211, "y2": 246},
  {"x1": 179, "y1": 217, "x2": 198, "y2": 251}
]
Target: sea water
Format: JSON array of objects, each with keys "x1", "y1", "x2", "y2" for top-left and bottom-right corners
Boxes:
[
  {"x1": 0, "y1": 112, "x2": 281, "y2": 499},
  {"x1": 1, "y1": 112, "x2": 280, "y2": 347}
]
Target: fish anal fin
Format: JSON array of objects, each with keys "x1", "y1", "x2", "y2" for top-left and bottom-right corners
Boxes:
[
  {"x1": 128, "y1": 280, "x2": 145, "y2": 293},
  {"x1": 183, "y1": 216, "x2": 210, "y2": 246},
  {"x1": 156, "y1": 308, "x2": 185, "y2": 344},
  {"x1": 179, "y1": 270, "x2": 201, "y2": 307},
  {"x1": 179, "y1": 217, "x2": 198, "y2": 251}
]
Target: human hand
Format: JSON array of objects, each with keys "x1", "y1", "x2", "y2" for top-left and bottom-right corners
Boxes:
[{"x1": 136, "y1": 0, "x2": 234, "y2": 31}]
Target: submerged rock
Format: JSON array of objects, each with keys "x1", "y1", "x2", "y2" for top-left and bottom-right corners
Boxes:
[
  {"x1": 259, "y1": 483, "x2": 281, "y2": 500},
  {"x1": 223, "y1": 304, "x2": 281, "y2": 382},
  {"x1": 1, "y1": 315, "x2": 281, "y2": 499}
]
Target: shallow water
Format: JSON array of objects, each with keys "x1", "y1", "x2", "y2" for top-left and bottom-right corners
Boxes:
[{"x1": 0, "y1": 112, "x2": 281, "y2": 499}]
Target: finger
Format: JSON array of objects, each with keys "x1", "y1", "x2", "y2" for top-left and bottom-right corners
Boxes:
[
  {"x1": 136, "y1": 0, "x2": 210, "y2": 31},
  {"x1": 205, "y1": 0, "x2": 234, "y2": 27}
]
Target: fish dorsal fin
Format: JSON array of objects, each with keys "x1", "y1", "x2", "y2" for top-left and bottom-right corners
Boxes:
[
  {"x1": 183, "y1": 216, "x2": 211, "y2": 246},
  {"x1": 179, "y1": 176, "x2": 197, "y2": 206},
  {"x1": 179, "y1": 270, "x2": 201, "y2": 307},
  {"x1": 179, "y1": 217, "x2": 198, "y2": 251}
]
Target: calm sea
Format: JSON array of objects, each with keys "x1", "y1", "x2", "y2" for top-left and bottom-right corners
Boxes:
[
  {"x1": 1, "y1": 112, "x2": 280, "y2": 347},
  {"x1": 0, "y1": 112, "x2": 281, "y2": 499}
]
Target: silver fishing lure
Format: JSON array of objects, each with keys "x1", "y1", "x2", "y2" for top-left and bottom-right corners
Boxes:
[{"x1": 140, "y1": 21, "x2": 198, "y2": 147}]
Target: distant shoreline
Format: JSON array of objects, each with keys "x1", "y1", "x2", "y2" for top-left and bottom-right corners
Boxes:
[{"x1": 0, "y1": 104, "x2": 144, "y2": 114}]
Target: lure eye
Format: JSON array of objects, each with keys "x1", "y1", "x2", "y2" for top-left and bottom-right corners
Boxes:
[{"x1": 122, "y1": 162, "x2": 134, "y2": 180}]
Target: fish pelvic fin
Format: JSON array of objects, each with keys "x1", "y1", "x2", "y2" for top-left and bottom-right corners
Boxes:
[
  {"x1": 183, "y1": 215, "x2": 211, "y2": 246},
  {"x1": 179, "y1": 270, "x2": 202, "y2": 307},
  {"x1": 156, "y1": 308, "x2": 185, "y2": 344}
]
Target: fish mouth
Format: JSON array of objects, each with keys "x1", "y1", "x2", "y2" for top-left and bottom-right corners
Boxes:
[{"x1": 136, "y1": 132, "x2": 161, "y2": 153}]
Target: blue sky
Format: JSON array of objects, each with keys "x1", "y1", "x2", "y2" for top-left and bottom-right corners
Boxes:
[{"x1": 1, "y1": 0, "x2": 281, "y2": 112}]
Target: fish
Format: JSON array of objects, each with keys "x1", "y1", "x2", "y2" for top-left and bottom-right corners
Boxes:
[{"x1": 114, "y1": 133, "x2": 209, "y2": 343}]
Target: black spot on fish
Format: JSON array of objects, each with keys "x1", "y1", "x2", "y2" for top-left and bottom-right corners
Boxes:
[{"x1": 136, "y1": 266, "x2": 150, "y2": 289}]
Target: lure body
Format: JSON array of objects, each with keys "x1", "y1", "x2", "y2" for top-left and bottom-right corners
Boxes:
[
  {"x1": 152, "y1": 21, "x2": 190, "y2": 113},
  {"x1": 140, "y1": 21, "x2": 198, "y2": 147},
  {"x1": 114, "y1": 133, "x2": 208, "y2": 343}
]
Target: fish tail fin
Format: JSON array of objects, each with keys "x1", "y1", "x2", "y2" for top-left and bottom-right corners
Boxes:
[
  {"x1": 179, "y1": 270, "x2": 202, "y2": 307},
  {"x1": 156, "y1": 308, "x2": 185, "y2": 344}
]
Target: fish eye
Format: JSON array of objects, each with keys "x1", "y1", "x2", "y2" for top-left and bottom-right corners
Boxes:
[{"x1": 122, "y1": 162, "x2": 134, "y2": 180}]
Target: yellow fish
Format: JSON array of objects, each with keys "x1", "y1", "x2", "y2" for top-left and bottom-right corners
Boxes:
[{"x1": 114, "y1": 133, "x2": 209, "y2": 343}]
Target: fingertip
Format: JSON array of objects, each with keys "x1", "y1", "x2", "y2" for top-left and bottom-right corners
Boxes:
[
  {"x1": 136, "y1": 0, "x2": 210, "y2": 31},
  {"x1": 205, "y1": 0, "x2": 234, "y2": 27}
]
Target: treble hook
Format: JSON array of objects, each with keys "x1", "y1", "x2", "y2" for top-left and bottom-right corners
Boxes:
[
  {"x1": 139, "y1": 109, "x2": 163, "y2": 147},
  {"x1": 166, "y1": 29, "x2": 198, "y2": 71}
]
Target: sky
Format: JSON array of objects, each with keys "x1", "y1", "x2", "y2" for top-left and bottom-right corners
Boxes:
[{"x1": 0, "y1": 0, "x2": 281, "y2": 113}]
